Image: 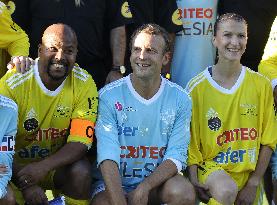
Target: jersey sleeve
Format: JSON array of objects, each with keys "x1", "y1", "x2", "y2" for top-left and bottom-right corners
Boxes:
[
  {"x1": 0, "y1": 2, "x2": 29, "y2": 57},
  {"x1": 188, "y1": 92, "x2": 204, "y2": 166},
  {"x1": 260, "y1": 80, "x2": 277, "y2": 150},
  {"x1": 0, "y1": 96, "x2": 17, "y2": 199},
  {"x1": 163, "y1": 92, "x2": 192, "y2": 170},
  {"x1": 0, "y1": 70, "x2": 17, "y2": 100},
  {"x1": 67, "y1": 75, "x2": 98, "y2": 149},
  {"x1": 258, "y1": 17, "x2": 277, "y2": 89},
  {"x1": 95, "y1": 93, "x2": 121, "y2": 168}
]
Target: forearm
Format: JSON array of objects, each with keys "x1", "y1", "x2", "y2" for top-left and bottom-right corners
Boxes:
[
  {"x1": 39, "y1": 142, "x2": 87, "y2": 171},
  {"x1": 0, "y1": 154, "x2": 12, "y2": 198},
  {"x1": 247, "y1": 145, "x2": 273, "y2": 186},
  {"x1": 100, "y1": 160, "x2": 127, "y2": 205},
  {"x1": 8, "y1": 35, "x2": 30, "y2": 57},
  {"x1": 110, "y1": 26, "x2": 126, "y2": 67},
  {"x1": 139, "y1": 159, "x2": 178, "y2": 191},
  {"x1": 188, "y1": 164, "x2": 198, "y2": 184}
]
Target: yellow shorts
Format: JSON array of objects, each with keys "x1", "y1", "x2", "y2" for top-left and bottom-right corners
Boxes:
[
  {"x1": 11, "y1": 170, "x2": 56, "y2": 205},
  {"x1": 197, "y1": 161, "x2": 266, "y2": 205}
]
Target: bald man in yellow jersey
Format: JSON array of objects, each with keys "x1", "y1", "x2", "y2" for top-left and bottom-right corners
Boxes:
[{"x1": 0, "y1": 23, "x2": 98, "y2": 205}]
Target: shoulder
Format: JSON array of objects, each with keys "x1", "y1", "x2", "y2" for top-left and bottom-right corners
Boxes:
[
  {"x1": 72, "y1": 64, "x2": 91, "y2": 82},
  {"x1": 0, "y1": 95, "x2": 17, "y2": 112},
  {"x1": 245, "y1": 66, "x2": 271, "y2": 84},
  {"x1": 1, "y1": 68, "x2": 34, "y2": 90},
  {"x1": 163, "y1": 78, "x2": 191, "y2": 103},
  {"x1": 185, "y1": 70, "x2": 207, "y2": 94},
  {"x1": 71, "y1": 64, "x2": 97, "y2": 90},
  {"x1": 98, "y1": 77, "x2": 126, "y2": 98}
]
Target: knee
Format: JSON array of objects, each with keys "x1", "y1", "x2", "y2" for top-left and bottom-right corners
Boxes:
[
  {"x1": 68, "y1": 159, "x2": 92, "y2": 182},
  {"x1": 68, "y1": 159, "x2": 92, "y2": 193},
  {"x1": 0, "y1": 190, "x2": 16, "y2": 205},
  {"x1": 162, "y1": 177, "x2": 196, "y2": 205},
  {"x1": 215, "y1": 183, "x2": 238, "y2": 205}
]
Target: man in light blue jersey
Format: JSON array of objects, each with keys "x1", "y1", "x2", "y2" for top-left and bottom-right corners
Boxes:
[
  {"x1": 0, "y1": 94, "x2": 17, "y2": 204},
  {"x1": 91, "y1": 23, "x2": 195, "y2": 205}
]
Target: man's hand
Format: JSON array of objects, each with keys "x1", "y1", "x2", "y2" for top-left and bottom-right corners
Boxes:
[
  {"x1": 191, "y1": 181, "x2": 211, "y2": 203},
  {"x1": 7, "y1": 56, "x2": 34, "y2": 74},
  {"x1": 22, "y1": 185, "x2": 49, "y2": 205},
  {"x1": 16, "y1": 162, "x2": 50, "y2": 189},
  {"x1": 105, "y1": 70, "x2": 123, "y2": 85},
  {"x1": 127, "y1": 183, "x2": 151, "y2": 205},
  {"x1": 235, "y1": 181, "x2": 258, "y2": 205}
]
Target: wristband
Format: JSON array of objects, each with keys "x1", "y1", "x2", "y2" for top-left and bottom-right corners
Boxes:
[{"x1": 111, "y1": 65, "x2": 126, "y2": 74}]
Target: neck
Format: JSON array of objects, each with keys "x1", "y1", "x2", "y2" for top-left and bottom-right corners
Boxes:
[
  {"x1": 212, "y1": 59, "x2": 242, "y2": 89},
  {"x1": 215, "y1": 59, "x2": 242, "y2": 77},
  {"x1": 38, "y1": 64, "x2": 64, "y2": 91},
  {"x1": 130, "y1": 74, "x2": 161, "y2": 100}
]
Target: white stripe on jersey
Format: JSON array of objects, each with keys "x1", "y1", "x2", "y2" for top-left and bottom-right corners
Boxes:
[
  {"x1": 0, "y1": 95, "x2": 17, "y2": 111},
  {"x1": 165, "y1": 78, "x2": 186, "y2": 93},
  {"x1": 73, "y1": 74, "x2": 87, "y2": 82},
  {"x1": 185, "y1": 72, "x2": 206, "y2": 94},
  {"x1": 6, "y1": 69, "x2": 33, "y2": 87},
  {"x1": 10, "y1": 73, "x2": 33, "y2": 89},
  {"x1": 73, "y1": 66, "x2": 89, "y2": 80},
  {"x1": 99, "y1": 77, "x2": 125, "y2": 96}
]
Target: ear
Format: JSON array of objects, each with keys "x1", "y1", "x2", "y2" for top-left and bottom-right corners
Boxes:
[
  {"x1": 212, "y1": 36, "x2": 217, "y2": 47},
  {"x1": 38, "y1": 44, "x2": 42, "y2": 54},
  {"x1": 162, "y1": 52, "x2": 171, "y2": 66}
]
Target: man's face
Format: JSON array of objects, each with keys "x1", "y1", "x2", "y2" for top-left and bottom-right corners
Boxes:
[
  {"x1": 130, "y1": 32, "x2": 169, "y2": 80},
  {"x1": 39, "y1": 31, "x2": 77, "y2": 81}
]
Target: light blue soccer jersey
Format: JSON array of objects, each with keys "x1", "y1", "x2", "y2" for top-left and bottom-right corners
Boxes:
[
  {"x1": 0, "y1": 95, "x2": 17, "y2": 198},
  {"x1": 95, "y1": 75, "x2": 191, "y2": 188},
  {"x1": 171, "y1": 0, "x2": 218, "y2": 88}
]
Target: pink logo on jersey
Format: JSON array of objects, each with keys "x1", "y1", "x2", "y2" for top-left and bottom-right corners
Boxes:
[{"x1": 115, "y1": 102, "x2": 123, "y2": 111}]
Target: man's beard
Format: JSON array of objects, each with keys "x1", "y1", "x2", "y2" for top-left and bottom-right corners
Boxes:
[{"x1": 46, "y1": 60, "x2": 69, "y2": 81}]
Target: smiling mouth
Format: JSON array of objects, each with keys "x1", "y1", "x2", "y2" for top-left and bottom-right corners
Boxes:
[
  {"x1": 227, "y1": 48, "x2": 240, "y2": 52},
  {"x1": 136, "y1": 63, "x2": 150, "y2": 67},
  {"x1": 51, "y1": 63, "x2": 67, "y2": 70}
]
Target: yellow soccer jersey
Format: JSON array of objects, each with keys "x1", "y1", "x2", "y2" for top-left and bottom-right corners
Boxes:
[
  {"x1": 0, "y1": 61, "x2": 98, "y2": 165},
  {"x1": 0, "y1": 1, "x2": 29, "y2": 56},
  {"x1": 259, "y1": 16, "x2": 277, "y2": 88},
  {"x1": 186, "y1": 66, "x2": 277, "y2": 174}
]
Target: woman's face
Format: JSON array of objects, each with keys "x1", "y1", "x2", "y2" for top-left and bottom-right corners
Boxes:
[{"x1": 213, "y1": 19, "x2": 248, "y2": 62}]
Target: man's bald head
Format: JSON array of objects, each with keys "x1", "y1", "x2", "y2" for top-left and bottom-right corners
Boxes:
[
  {"x1": 38, "y1": 23, "x2": 78, "y2": 87},
  {"x1": 42, "y1": 23, "x2": 78, "y2": 47}
]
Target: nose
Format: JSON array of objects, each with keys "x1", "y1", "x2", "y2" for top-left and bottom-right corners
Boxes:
[
  {"x1": 230, "y1": 36, "x2": 240, "y2": 46},
  {"x1": 139, "y1": 49, "x2": 146, "y2": 60},
  {"x1": 55, "y1": 49, "x2": 65, "y2": 60}
]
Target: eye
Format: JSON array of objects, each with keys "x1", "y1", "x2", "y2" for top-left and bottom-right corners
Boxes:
[
  {"x1": 238, "y1": 34, "x2": 246, "y2": 38},
  {"x1": 223, "y1": 33, "x2": 232, "y2": 37},
  {"x1": 64, "y1": 49, "x2": 74, "y2": 55},
  {"x1": 47, "y1": 47, "x2": 57, "y2": 52},
  {"x1": 146, "y1": 48, "x2": 157, "y2": 54}
]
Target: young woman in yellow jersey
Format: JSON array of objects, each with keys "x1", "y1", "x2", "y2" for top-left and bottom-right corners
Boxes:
[{"x1": 187, "y1": 13, "x2": 277, "y2": 205}]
